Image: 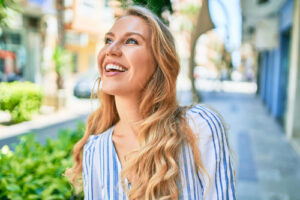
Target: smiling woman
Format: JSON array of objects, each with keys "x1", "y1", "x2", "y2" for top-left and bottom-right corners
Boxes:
[
  {"x1": 99, "y1": 15, "x2": 156, "y2": 96},
  {"x1": 66, "y1": 6, "x2": 236, "y2": 200}
]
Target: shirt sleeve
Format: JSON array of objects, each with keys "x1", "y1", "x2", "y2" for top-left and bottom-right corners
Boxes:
[{"x1": 186, "y1": 104, "x2": 236, "y2": 200}]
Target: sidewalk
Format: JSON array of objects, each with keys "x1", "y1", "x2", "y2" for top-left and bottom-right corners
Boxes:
[
  {"x1": 192, "y1": 91, "x2": 300, "y2": 200},
  {"x1": 0, "y1": 97, "x2": 97, "y2": 141}
]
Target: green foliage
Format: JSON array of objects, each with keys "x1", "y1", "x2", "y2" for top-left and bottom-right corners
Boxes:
[
  {"x1": 179, "y1": 3, "x2": 200, "y2": 19},
  {"x1": 0, "y1": 81, "x2": 43, "y2": 123},
  {"x1": 117, "y1": 0, "x2": 172, "y2": 23},
  {"x1": 53, "y1": 46, "x2": 73, "y2": 89},
  {"x1": 53, "y1": 46, "x2": 73, "y2": 77},
  {"x1": 134, "y1": 0, "x2": 172, "y2": 19},
  {"x1": 178, "y1": 3, "x2": 201, "y2": 32},
  {"x1": 0, "y1": 0, "x2": 19, "y2": 27},
  {"x1": 0, "y1": 122, "x2": 85, "y2": 199}
]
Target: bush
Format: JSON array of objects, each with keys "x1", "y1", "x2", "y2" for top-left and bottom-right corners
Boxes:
[
  {"x1": 0, "y1": 122, "x2": 85, "y2": 200},
  {"x1": 0, "y1": 81, "x2": 43, "y2": 123}
]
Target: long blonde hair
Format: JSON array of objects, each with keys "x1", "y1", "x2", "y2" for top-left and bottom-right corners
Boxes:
[{"x1": 67, "y1": 6, "x2": 207, "y2": 199}]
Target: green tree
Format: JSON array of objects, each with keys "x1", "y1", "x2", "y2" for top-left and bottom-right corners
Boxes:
[
  {"x1": 117, "y1": 0, "x2": 173, "y2": 23},
  {"x1": 52, "y1": 46, "x2": 72, "y2": 90},
  {"x1": 0, "y1": 0, "x2": 19, "y2": 27}
]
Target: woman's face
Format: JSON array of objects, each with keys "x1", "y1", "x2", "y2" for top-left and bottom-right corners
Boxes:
[{"x1": 97, "y1": 15, "x2": 156, "y2": 96}]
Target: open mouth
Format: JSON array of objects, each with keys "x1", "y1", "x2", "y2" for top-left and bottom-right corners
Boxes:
[{"x1": 105, "y1": 64, "x2": 128, "y2": 72}]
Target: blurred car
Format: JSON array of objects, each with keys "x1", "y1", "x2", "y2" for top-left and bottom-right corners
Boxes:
[{"x1": 73, "y1": 68, "x2": 99, "y2": 98}]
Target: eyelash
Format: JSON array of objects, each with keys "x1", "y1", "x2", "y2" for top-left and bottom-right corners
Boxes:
[{"x1": 104, "y1": 38, "x2": 138, "y2": 45}]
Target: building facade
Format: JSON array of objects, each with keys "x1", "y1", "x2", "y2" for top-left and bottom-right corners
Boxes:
[{"x1": 243, "y1": 0, "x2": 300, "y2": 151}]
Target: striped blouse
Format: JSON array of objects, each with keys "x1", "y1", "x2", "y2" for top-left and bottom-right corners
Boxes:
[{"x1": 82, "y1": 104, "x2": 236, "y2": 199}]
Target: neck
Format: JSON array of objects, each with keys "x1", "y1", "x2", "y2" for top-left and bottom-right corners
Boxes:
[{"x1": 114, "y1": 94, "x2": 142, "y2": 137}]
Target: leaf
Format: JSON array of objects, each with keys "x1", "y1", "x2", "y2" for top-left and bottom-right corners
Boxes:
[
  {"x1": 7, "y1": 183, "x2": 21, "y2": 192},
  {"x1": 0, "y1": 122, "x2": 85, "y2": 199}
]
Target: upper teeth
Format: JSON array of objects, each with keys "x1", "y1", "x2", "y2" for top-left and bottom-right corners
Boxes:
[{"x1": 105, "y1": 64, "x2": 126, "y2": 72}]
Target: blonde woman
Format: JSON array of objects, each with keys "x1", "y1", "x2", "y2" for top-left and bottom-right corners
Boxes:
[{"x1": 67, "y1": 6, "x2": 236, "y2": 200}]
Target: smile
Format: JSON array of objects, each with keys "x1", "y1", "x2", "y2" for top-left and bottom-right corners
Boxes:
[{"x1": 105, "y1": 64, "x2": 128, "y2": 72}]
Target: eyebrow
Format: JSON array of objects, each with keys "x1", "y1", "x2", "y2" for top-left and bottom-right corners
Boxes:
[{"x1": 105, "y1": 31, "x2": 146, "y2": 41}]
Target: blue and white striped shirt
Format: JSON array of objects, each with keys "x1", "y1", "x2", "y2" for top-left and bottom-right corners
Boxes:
[{"x1": 82, "y1": 104, "x2": 236, "y2": 199}]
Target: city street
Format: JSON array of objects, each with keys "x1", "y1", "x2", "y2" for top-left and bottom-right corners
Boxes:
[
  {"x1": 177, "y1": 90, "x2": 300, "y2": 200},
  {"x1": 0, "y1": 114, "x2": 88, "y2": 149},
  {"x1": 0, "y1": 97, "x2": 94, "y2": 149}
]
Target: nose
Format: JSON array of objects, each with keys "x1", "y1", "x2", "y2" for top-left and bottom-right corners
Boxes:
[{"x1": 105, "y1": 42, "x2": 122, "y2": 57}]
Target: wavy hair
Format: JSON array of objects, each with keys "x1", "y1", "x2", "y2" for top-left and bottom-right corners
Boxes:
[{"x1": 66, "y1": 6, "x2": 208, "y2": 200}]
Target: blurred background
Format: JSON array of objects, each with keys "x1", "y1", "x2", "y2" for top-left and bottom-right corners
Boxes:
[{"x1": 0, "y1": 0, "x2": 300, "y2": 199}]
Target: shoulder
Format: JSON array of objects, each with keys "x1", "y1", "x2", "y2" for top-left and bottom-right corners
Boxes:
[
  {"x1": 185, "y1": 105, "x2": 236, "y2": 199},
  {"x1": 83, "y1": 126, "x2": 113, "y2": 152},
  {"x1": 184, "y1": 104, "x2": 227, "y2": 139}
]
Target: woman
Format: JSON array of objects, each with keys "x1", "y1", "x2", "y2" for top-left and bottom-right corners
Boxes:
[{"x1": 67, "y1": 6, "x2": 236, "y2": 200}]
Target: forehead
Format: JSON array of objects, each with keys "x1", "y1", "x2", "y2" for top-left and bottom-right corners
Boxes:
[{"x1": 109, "y1": 15, "x2": 151, "y2": 39}]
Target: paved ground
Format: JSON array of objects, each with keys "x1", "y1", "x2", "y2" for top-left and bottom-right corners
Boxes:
[
  {"x1": 0, "y1": 97, "x2": 94, "y2": 149},
  {"x1": 177, "y1": 90, "x2": 300, "y2": 200},
  {"x1": 0, "y1": 114, "x2": 88, "y2": 149}
]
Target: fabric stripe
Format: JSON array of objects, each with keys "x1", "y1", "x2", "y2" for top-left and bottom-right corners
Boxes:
[
  {"x1": 179, "y1": 147, "x2": 189, "y2": 199},
  {"x1": 181, "y1": 143, "x2": 193, "y2": 199},
  {"x1": 105, "y1": 131, "x2": 110, "y2": 199},
  {"x1": 186, "y1": 144, "x2": 197, "y2": 200},
  {"x1": 197, "y1": 106, "x2": 231, "y2": 199},
  {"x1": 87, "y1": 144, "x2": 91, "y2": 199},
  {"x1": 108, "y1": 133, "x2": 113, "y2": 198},
  {"x1": 100, "y1": 135, "x2": 105, "y2": 199},
  {"x1": 94, "y1": 137, "x2": 101, "y2": 198},
  {"x1": 186, "y1": 144, "x2": 199, "y2": 200},
  {"x1": 217, "y1": 116, "x2": 236, "y2": 200},
  {"x1": 109, "y1": 131, "x2": 117, "y2": 199},
  {"x1": 193, "y1": 109, "x2": 220, "y2": 200},
  {"x1": 201, "y1": 107, "x2": 228, "y2": 198},
  {"x1": 196, "y1": 105, "x2": 236, "y2": 199},
  {"x1": 99, "y1": 134, "x2": 105, "y2": 198},
  {"x1": 103, "y1": 133, "x2": 109, "y2": 199},
  {"x1": 196, "y1": 170, "x2": 204, "y2": 197},
  {"x1": 200, "y1": 106, "x2": 236, "y2": 200},
  {"x1": 228, "y1": 157, "x2": 236, "y2": 200},
  {"x1": 83, "y1": 145, "x2": 89, "y2": 200},
  {"x1": 90, "y1": 145, "x2": 96, "y2": 198},
  {"x1": 195, "y1": 107, "x2": 225, "y2": 199}
]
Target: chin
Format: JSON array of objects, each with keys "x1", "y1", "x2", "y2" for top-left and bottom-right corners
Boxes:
[
  {"x1": 101, "y1": 88, "x2": 117, "y2": 96},
  {"x1": 102, "y1": 86, "x2": 141, "y2": 97},
  {"x1": 102, "y1": 87, "x2": 127, "y2": 96}
]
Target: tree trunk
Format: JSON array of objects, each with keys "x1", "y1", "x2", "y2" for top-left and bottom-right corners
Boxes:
[
  {"x1": 188, "y1": 0, "x2": 214, "y2": 103},
  {"x1": 57, "y1": 0, "x2": 65, "y2": 47},
  {"x1": 189, "y1": 34, "x2": 201, "y2": 103}
]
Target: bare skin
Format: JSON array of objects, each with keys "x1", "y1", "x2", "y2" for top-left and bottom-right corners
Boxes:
[{"x1": 97, "y1": 15, "x2": 156, "y2": 172}]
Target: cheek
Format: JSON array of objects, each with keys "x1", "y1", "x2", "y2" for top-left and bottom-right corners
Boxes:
[
  {"x1": 141, "y1": 54, "x2": 156, "y2": 78},
  {"x1": 131, "y1": 53, "x2": 156, "y2": 82}
]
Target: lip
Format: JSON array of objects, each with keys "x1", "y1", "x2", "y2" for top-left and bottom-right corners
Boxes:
[{"x1": 103, "y1": 70, "x2": 125, "y2": 77}]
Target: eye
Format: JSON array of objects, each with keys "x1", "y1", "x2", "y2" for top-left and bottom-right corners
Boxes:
[
  {"x1": 125, "y1": 38, "x2": 138, "y2": 45},
  {"x1": 104, "y1": 37, "x2": 113, "y2": 44}
]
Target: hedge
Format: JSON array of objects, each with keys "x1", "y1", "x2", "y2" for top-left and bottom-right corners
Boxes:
[
  {"x1": 0, "y1": 81, "x2": 43, "y2": 123},
  {"x1": 0, "y1": 122, "x2": 85, "y2": 199}
]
